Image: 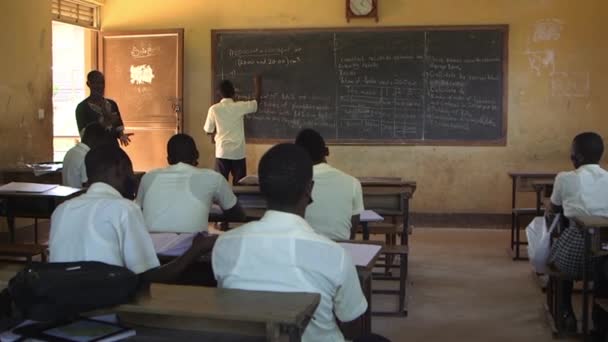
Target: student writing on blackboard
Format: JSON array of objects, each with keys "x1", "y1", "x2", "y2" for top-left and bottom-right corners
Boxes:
[
  {"x1": 203, "y1": 76, "x2": 261, "y2": 185},
  {"x1": 75, "y1": 70, "x2": 133, "y2": 147}
]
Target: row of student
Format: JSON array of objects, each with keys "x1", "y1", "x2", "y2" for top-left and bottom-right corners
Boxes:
[
  {"x1": 62, "y1": 126, "x2": 364, "y2": 241},
  {"x1": 50, "y1": 141, "x2": 378, "y2": 342},
  {"x1": 545, "y1": 132, "x2": 608, "y2": 341}
]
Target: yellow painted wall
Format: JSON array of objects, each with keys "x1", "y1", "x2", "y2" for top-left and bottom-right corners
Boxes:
[
  {"x1": 101, "y1": 0, "x2": 608, "y2": 214},
  {"x1": 0, "y1": 0, "x2": 53, "y2": 166}
]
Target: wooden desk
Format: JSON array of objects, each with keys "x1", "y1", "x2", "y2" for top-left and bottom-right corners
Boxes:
[
  {"x1": 508, "y1": 172, "x2": 557, "y2": 257},
  {"x1": 0, "y1": 186, "x2": 83, "y2": 243},
  {"x1": 0, "y1": 165, "x2": 63, "y2": 185},
  {"x1": 531, "y1": 180, "x2": 554, "y2": 215},
  {"x1": 572, "y1": 215, "x2": 608, "y2": 342},
  {"x1": 114, "y1": 283, "x2": 320, "y2": 342}
]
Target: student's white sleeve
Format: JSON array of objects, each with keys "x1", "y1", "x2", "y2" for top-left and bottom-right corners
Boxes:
[
  {"x1": 214, "y1": 174, "x2": 238, "y2": 210},
  {"x1": 352, "y1": 180, "x2": 364, "y2": 215},
  {"x1": 334, "y1": 253, "x2": 368, "y2": 322},
  {"x1": 550, "y1": 173, "x2": 564, "y2": 206},
  {"x1": 240, "y1": 100, "x2": 258, "y2": 116},
  {"x1": 134, "y1": 174, "x2": 150, "y2": 208},
  {"x1": 203, "y1": 108, "x2": 216, "y2": 133},
  {"x1": 120, "y1": 206, "x2": 160, "y2": 274}
]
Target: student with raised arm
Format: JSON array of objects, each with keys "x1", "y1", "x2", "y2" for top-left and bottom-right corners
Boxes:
[
  {"x1": 203, "y1": 76, "x2": 261, "y2": 185},
  {"x1": 50, "y1": 145, "x2": 216, "y2": 284},
  {"x1": 295, "y1": 128, "x2": 364, "y2": 240},
  {"x1": 136, "y1": 134, "x2": 245, "y2": 233},
  {"x1": 213, "y1": 143, "x2": 368, "y2": 342},
  {"x1": 62, "y1": 123, "x2": 117, "y2": 188},
  {"x1": 547, "y1": 132, "x2": 608, "y2": 339}
]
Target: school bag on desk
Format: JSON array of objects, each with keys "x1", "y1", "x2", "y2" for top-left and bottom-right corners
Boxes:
[{"x1": 2, "y1": 261, "x2": 138, "y2": 322}]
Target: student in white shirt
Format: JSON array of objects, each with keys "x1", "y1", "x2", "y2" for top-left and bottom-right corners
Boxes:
[
  {"x1": 547, "y1": 132, "x2": 608, "y2": 339},
  {"x1": 136, "y1": 134, "x2": 245, "y2": 233},
  {"x1": 213, "y1": 143, "x2": 368, "y2": 342},
  {"x1": 50, "y1": 144, "x2": 217, "y2": 283},
  {"x1": 295, "y1": 128, "x2": 364, "y2": 240},
  {"x1": 203, "y1": 76, "x2": 261, "y2": 185},
  {"x1": 62, "y1": 123, "x2": 116, "y2": 188}
]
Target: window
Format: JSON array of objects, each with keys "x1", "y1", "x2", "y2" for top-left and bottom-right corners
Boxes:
[{"x1": 52, "y1": 0, "x2": 100, "y2": 30}]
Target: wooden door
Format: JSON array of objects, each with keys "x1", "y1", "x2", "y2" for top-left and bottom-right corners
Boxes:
[{"x1": 99, "y1": 29, "x2": 183, "y2": 171}]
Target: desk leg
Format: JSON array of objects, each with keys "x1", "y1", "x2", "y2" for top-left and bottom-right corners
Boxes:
[
  {"x1": 511, "y1": 177, "x2": 517, "y2": 250},
  {"x1": 399, "y1": 253, "x2": 408, "y2": 316},
  {"x1": 402, "y1": 197, "x2": 410, "y2": 246},
  {"x1": 362, "y1": 222, "x2": 370, "y2": 241},
  {"x1": 582, "y1": 228, "x2": 591, "y2": 341},
  {"x1": 6, "y1": 199, "x2": 15, "y2": 243},
  {"x1": 535, "y1": 189, "x2": 542, "y2": 216}
]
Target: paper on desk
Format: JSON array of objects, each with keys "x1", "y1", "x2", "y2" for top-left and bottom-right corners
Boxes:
[
  {"x1": 338, "y1": 243, "x2": 382, "y2": 267},
  {"x1": 0, "y1": 314, "x2": 118, "y2": 342},
  {"x1": 360, "y1": 210, "x2": 383, "y2": 222},
  {"x1": 238, "y1": 175, "x2": 259, "y2": 185},
  {"x1": 0, "y1": 182, "x2": 58, "y2": 193},
  {"x1": 151, "y1": 233, "x2": 196, "y2": 257}
]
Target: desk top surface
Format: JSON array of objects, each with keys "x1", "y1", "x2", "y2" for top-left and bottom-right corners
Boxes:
[
  {"x1": 116, "y1": 283, "x2": 320, "y2": 326},
  {"x1": 508, "y1": 171, "x2": 557, "y2": 178},
  {"x1": 573, "y1": 215, "x2": 608, "y2": 228},
  {"x1": 0, "y1": 185, "x2": 83, "y2": 198},
  {"x1": 239, "y1": 175, "x2": 416, "y2": 187}
]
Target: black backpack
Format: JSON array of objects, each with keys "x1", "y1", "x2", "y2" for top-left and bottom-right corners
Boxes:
[{"x1": 5, "y1": 261, "x2": 139, "y2": 322}]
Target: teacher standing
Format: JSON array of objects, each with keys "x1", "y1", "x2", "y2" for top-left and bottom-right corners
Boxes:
[{"x1": 76, "y1": 70, "x2": 131, "y2": 146}]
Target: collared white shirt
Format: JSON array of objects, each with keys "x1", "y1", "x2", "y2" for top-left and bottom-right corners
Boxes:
[
  {"x1": 49, "y1": 182, "x2": 160, "y2": 274},
  {"x1": 212, "y1": 210, "x2": 367, "y2": 342},
  {"x1": 551, "y1": 164, "x2": 608, "y2": 218},
  {"x1": 203, "y1": 98, "x2": 257, "y2": 160},
  {"x1": 62, "y1": 142, "x2": 90, "y2": 188},
  {"x1": 136, "y1": 162, "x2": 237, "y2": 233},
  {"x1": 305, "y1": 163, "x2": 365, "y2": 240}
]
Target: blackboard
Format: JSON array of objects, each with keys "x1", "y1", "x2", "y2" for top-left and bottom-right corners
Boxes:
[{"x1": 212, "y1": 26, "x2": 508, "y2": 145}]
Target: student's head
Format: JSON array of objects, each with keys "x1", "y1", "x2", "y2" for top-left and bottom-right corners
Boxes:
[
  {"x1": 167, "y1": 134, "x2": 199, "y2": 166},
  {"x1": 295, "y1": 128, "x2": 329, "y2": 164},
  {"x1": 81, "y1": 123, "x2": 117, "y2": 149},
  {"x1": 571, "y1": 132, "x2": 604, "y2": 168},
  {"x1": 85, "y1": 145, "x2": 137, "y2": 199},
  {"x1": 258, "y1": 143, "x2": 314, "y2": 215},
  {"x1": 218, "y1": 80, "x2": 235, "y2": 99},
  {"x1": 86, "y1": 70, "x2": 105, "y2": 97}
]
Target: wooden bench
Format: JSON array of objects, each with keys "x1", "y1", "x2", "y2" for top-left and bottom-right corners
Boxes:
[
  {"x1": 0, "y1": 244, "x2": 47, "y2": 263},
  {"x1": 544, "y1": 268, "x2": 582, "y2": 338}
]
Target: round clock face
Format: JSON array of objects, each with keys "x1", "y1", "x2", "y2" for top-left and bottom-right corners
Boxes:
[{"x1": 350, "y1": 0, "x2": 373, "y2": 16}]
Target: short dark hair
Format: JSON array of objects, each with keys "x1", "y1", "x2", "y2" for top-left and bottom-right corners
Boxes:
[
  {"x1": 259, "y1": 143, "x2": 313, "y2": 206},
  {"x1": 219, "y1": 80, "x2": 235, "y2": 98},
  {"x1": 167, "y1": 134, "x2": 198, "y2": 165},
  {"x1": 573, "y1": 132, "x2": 604, "y2": 163},
  {"x1": 82, "y1": 123, "x2": 116, "y2": 149},
  {"x1": 295, "y1": 128, "x2": 327, "y2": 163},
  {"x1": 87, "y1": 70, "x2": 104, "y2": 82},
  {"x1": 85, "y1": 144, "x2": 131, "y2": 181}
]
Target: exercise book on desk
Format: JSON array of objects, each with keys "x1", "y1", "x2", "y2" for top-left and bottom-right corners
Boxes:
[
  {"x1": 338, "y1": 243, "x2": 382, "y2": 267},
  {"x1": 0, "y1": 182, "x2": 58, "y2": 193}
]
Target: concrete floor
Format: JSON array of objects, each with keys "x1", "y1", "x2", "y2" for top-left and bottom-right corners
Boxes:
[
  {"x1": 0, "y1": 224, "x2": 576, "y2": 341},
  {"x1": 371, "y1": 228, "x2": 571, "y2": 342}
]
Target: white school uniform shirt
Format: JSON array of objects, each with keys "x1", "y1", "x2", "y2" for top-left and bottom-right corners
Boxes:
[
  {"x1": 550, "y1": 164, "x2": 608, "y2": 219},
  {"x1": 49, "y1": 182, "x2": 160, "y2": 274},
  {"x1": 61, "y1": 142, "x2": 90, "y2": 188},
  {"x1": 305, "y1": 163, "x2": 365, "y2": 240},
  {"x1": 203, "y1": 98, "x2": 257, "y2": 160},
  {"x1": 212, "y1": 210, "x2": 367, "y2": 342},
  {"x1": 135, "y1": 162, "x2": 237, "y2": 233}
]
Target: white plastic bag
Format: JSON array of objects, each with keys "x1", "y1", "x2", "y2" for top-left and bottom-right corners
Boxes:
[{"x1": 526, "y1": 214, "x2": 560, "y2": 274}]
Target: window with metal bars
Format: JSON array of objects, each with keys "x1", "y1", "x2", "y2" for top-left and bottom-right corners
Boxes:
[{"x1": 51, "y1": 0, "x2": 101, "y2": 29}]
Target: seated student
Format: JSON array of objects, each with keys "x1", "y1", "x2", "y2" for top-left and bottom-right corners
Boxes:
[
  {"x1": 213, "y1": 144, "x2": 367, "y2": 342},
  {"x1": 50, "y1": 145, "x2": 216, "y2": 283},
  {"x1": 547, "y1": 132, "x2": 608, "y2": 339},
  {"x1": 62, "y1": 123, "x2": 116, "y2": 188},
  {"x1": 295, "y1": 128, "x2": 364, "y2": 240},
  {"x1": 136, "y1": 134, "x2": 245, "y2": 233}
]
